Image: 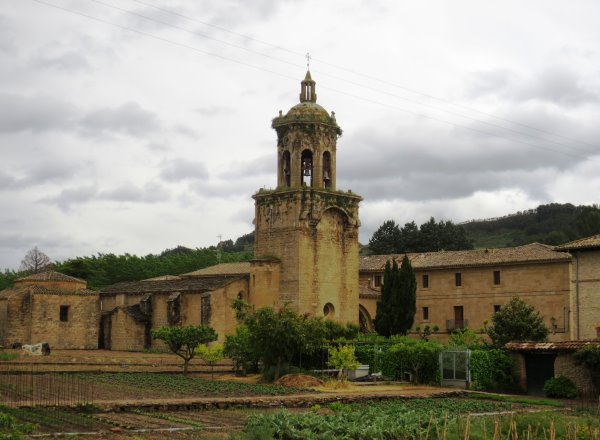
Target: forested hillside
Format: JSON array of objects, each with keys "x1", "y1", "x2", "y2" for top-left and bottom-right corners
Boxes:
[{"x1": 462, "y1": 203, "x2": 600, "y2": 248}]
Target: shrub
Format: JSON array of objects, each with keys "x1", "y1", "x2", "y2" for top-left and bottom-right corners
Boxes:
[
  {"x1": 574, "y1": 346, "x2": 600, "y2": 393},
  {"x1": 327, "y1": 345, "x2": 360, "y2": 380},
  {"x1": 470, "y1": 349, "x2": 514, "y2": 391},
  {"x1": 543, "y1": 376, "x2": 578, "y2": 398},
  {"x1": 381, "y1": 339, "x2": 442, "y2": 383}
]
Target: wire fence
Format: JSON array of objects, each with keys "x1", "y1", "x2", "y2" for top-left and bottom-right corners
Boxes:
[{"x1": 0, "y1": 366, "x2": 94, "y2": 408}]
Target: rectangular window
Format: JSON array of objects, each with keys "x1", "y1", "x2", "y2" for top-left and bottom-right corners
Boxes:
[
  {"x1": 494, "y1": 305, "x2": 501, "y2": 314},
  {"x1": 59, "y1": 305, "x2": 69, "y2": 322},
  {"x1": 493, "y1": 270, "x2": 501, "y2": 285},
  {"x1": 422, "y1": 306, "x2": 429, "y2": 321},
  {"x1": 373, "y1": 275, "x2": 382, "y2": 288},
  {"x1": 455, "y1": 272, "x2": 462, "y2": 287},
  {"x1": 422, "y1": 274, "x2": 429, "y2": 288},
  {"x1": 454, "y1": 306, "x2": 464, "y2": 329}
]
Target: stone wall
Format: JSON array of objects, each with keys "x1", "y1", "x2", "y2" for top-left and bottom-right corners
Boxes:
[
  {"x1": 254, "y1": 189, "x2": 361, "y2": 325},
  {"x1": 3, "y1": 289, "x2": 33, "y2": 346},
  {"x1": 360, "y1": 261, "x2": 571, "y2": 342},
  {"x1": 250, "y1": 260, "x2": 281, "y2": 309},
  {"x1": 570, "y1": 250, "x2": 600, "y2": 340},
  {"x1": 29, "y1": 292, "x2": 99, "y2": 349},
  {"x1": 110, "y1": 308, "x2": 146, "y2": 351},
  {"x1": 510, "y1": 353, "x2": 527, "y2": 392},
  {"x1": 555, "y1": 353, "x2": 596, "y2": 397}
]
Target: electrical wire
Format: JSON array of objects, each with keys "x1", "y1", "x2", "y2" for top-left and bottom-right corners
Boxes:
[{"x1": 28, "y1": 0, "x2": 598, "y2": 163}]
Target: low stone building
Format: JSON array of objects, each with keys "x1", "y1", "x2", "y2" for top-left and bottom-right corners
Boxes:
[
  {"x1": 99, "y1": 273, "x2": 248, "y2": 350},
  {"x1": 359, "y1": 243, "x2": 572, "y2": 342},
  {"x1": 506, "y1": 341, "x2": 600, "y2": 396},
  {"x1": 0, "y1": 271, "x2": 99, "y2": 349}
]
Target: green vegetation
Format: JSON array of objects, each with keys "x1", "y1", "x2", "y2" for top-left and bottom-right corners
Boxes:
[
  {"x1": 448, "y1": 328, "x2": 484, "y2": 349},
  {"x1": 543, "y1": 376, "x2": 578, "y2": 398},
  {"x1": 368, "y1": 217, "x2": 473, "y2": 255},
  {"x1": 462, "y1": 203, "x2": 600, "y2": 248},
  {"x1": 0, "y1": 352, "x2": 19, "y2": 362},
  {"x1": 470, "y1": 349, "x2": 515, "y2": 391},
  {"x1": 0, "y1": 408, "x2": 36, "y2": 440},
  {"x1": 381, "y1": 338, "x2": 442, "y2": 384},
  {"x1": 76, "y1": 373, "x2": 307, "y2": 396},
  {"x1": 327, "y1": 345, "x2": 360, "y2": 380},
  {"x1": 574, "y1": 346, "x2": 600, "y2": 391},
  {"x1": 195, "y1": 343, "x2": 224, "y2": 379},
  {"x1": 485, "y1": 296, "x2": 548, "y2": 347},
  {"x1": 374, "y1": 256, "x2": 416, "y2": 337},
  {"x1": 241, "y1": 397, "x2": 600, "y2": 440},
  {"x1": 464, "y1": 392, "x2": 564, "y2": 407},
  {"x1": 151, "y1": 325, "x2": 218, "y2": 374}
]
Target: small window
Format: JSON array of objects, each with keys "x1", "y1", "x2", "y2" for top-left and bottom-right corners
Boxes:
[
  {"x1": 323, "y1": 303, "x2": 335, "y2": 317},
  {"x1": 373, "y1": 275, "x2": 382, "y2": 288},
  {"x1": 455, "y1": 272, "x2": 462, "y2": 287},
  {"x1": 493, "y1": 270, "x2": 501, "y2": 285},
  {"x1": 422, "y1": 306, "x2": 429, "y2": 321},
  {"x1": 422, "y1": 274, "x2": 429, "y2": 289},
  {"x1": 59, "y1": 305, "x2": 69, "y2": 322},
  {"x1": 494, "y1": 305, "x2": 501, "y2": 314}
]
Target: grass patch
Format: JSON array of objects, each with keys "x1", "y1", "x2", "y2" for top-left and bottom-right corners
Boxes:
[
  {"x1": 465, "y1": 391, "x2": 564, "y2": 407},
  {"x1": 0, "y1": 352, "x2": 18, "y2": 361}
]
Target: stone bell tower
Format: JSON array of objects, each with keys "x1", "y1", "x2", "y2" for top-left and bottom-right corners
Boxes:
[{"x1": 252, "y1": 71, "x2": 361, "y2": 324}]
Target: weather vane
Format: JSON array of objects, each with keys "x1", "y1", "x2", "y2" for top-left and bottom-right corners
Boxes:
[{"x1": 305, "y1": 52, "x2": 311, "y2": 70}]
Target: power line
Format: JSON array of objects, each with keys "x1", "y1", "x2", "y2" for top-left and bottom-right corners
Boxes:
[
  {"x1": 127, "y1": 0, "x2": 598, "y2": 151},
  {"x1": 84, "y1": 0, "x2": 595, "y2": 156},
  {"x1": 28, "y1": 0, "x2": 597, "y2": 163}
]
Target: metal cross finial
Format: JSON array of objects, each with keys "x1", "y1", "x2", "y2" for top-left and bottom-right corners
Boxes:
[{"x1": 305, "y1": 52, "x2": 311, "y2": 69}]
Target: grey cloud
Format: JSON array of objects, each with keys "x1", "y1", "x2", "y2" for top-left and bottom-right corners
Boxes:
[
  {"x1": 31, "y1": 51, "x2": 90, "y2": 72},
  {"x1": 466, "y1": 65, "x2": 598, "y2": 106},
  {"x1": 160, "y1": 158, "x2": 209, "y2": 182},
  {"x1": 0, "y1": 15, "x2": 16, "y2": 54},
  {"x1": 0, "y1": 93, "x2": 76, "y2": 133},
  {"x1": 0, "y1": 171, "x2": 17, "y2": 189},
  {"x1": 194, "y1": 105, "x2": 234, "y2": 116},
  {"x1": 99, "y1": 182, "x2": 170, "y2": 203},
  {"x1": 40, "y1": 185, "x2": 99, "y2": 211},
  {"x1": 217, "y1": 154, "x2": 274, "y2": 178},
  {"x1": 79, "y1": 101, "x2": 160, "y2": 137},
  {"x1": 336, "y1": 118, "x2": 592, "y2": 202}
]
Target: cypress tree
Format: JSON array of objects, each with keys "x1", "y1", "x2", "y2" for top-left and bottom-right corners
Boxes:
[
  {"x1": 374, "y1": 260, "x2": 393, "y2": 336},
  {"x1": 397, "y1": 255, "x2": 417, "y2": 334}
]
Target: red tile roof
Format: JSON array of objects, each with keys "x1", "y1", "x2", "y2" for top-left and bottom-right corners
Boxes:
[
  {"x1": 555, "y1": 234, "x2": 600, "y2": 251},
  {"x1": 505, "y1": 341, "x2": 600, "y2": 352},
  {"x1": 360, "y1": 243, "x2": 570, "y2": 272}
]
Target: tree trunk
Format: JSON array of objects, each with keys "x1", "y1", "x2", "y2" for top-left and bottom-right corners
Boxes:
[
  {"x1": 183, "y1": 358, "x2": 189, "y2": 374},
  {"x1": 274, "y1": 357, "x2": 282, "y2": 380}
]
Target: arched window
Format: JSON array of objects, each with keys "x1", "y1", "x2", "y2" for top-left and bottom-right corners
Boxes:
[
  {"x1": 282, "y1": 151, "x2": 291, "y2": 187},
  {"x1": 301, "y1": 149, "x2": 313, "y2": 187},
  {"x1": 322, "y1": 151, "x2": 331, "y2": 189}
]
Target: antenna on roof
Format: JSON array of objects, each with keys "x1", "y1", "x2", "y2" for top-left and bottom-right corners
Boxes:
[{"x1": 217, "y1": 234, "x2": 222, "y2": 264}]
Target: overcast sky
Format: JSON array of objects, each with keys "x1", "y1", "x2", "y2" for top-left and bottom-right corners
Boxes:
[{"x1": 1, "y1": 1, "x2": 599, "y2": 270}]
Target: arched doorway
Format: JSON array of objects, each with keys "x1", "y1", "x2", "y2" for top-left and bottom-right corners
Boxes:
[{"x1": 359, "y1": 305, "x2": 374, "y2": 333}]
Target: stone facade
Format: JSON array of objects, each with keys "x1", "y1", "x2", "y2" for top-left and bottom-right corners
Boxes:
[
  {"x1": 99, "y1": 276, "x2": 247, "y2": 349},
  {"x1": 556, "y1": 235, "x2": 600, "y2": 340},
  {"x1": 253, "y1": 71, "x2": 361, "y2": 324},
  {"x1": 0, "y1": 272, "x2": 99, "y2": 349},
  {"x1": 359, "y1": 244, "x2": 572, "y2": 342},
  {"x1": 507, "y1": 342, "x2": 600, "y2": 396}
]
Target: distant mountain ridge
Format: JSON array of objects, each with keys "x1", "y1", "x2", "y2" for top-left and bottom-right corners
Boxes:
[{"x1": 461, "y1": 203, "x2": 600, "y2": 249}]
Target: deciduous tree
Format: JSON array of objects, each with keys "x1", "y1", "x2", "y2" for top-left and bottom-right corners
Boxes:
[
  {"x1": 151, "y1": 325, "x2": 217, "y2": 374},
  {"x1": 20, "y1": 246, "x2": 51, "y2": 273},
  {"x1": 485, "y1": 296, "x2": 548, "y2": 347}
]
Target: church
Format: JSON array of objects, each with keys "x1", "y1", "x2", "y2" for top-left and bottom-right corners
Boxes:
[{"x1": 1, "y1": 72, "x2": 599, "y2": 350}]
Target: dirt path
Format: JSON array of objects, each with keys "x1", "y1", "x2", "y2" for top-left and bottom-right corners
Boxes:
[{"x1": 91, "y1": 387, "x2": 464, "y2": 411}]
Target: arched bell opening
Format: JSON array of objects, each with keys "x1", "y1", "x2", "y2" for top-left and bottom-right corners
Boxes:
[
  {"x1": 322, "y1": 151, "x2": 332, "y2": 189},
  {"x1": 301, "y1": 149, "x2": 313, "y2": 187},
  {"x1": 282, "y1": 151, "x2": 291, "y2": 187}
]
